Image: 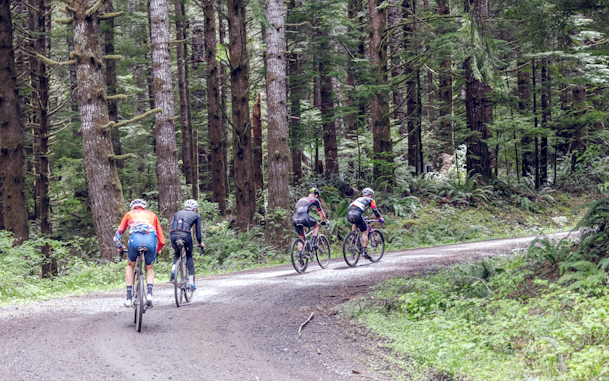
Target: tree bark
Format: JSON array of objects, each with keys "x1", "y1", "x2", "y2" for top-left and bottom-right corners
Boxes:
[
  {"x1": 103, "y1": 0, "x2": 122, "y2": 167},
  {"x1": 437, "y1": 0, "x2": 453, "y2": 165},
  {"x1": 227, "y1": 0, "x2": 255, "y2": 230},
  {"x1": 571, "y1": 84, "x2": 587, "y2": 171},
  {"x1": 388, "y1": 0, "x2": 405, "y2": 136},
  {"x1": 29, "y1": 0, "x2": 53, "y2": 274},
  {"x1": 218, "y1": 0, "x2": 229, "y2": 195},
  {"x1": 173, "y1": 0, "x2": 192, "y2": 185},
  {"x1": 404, "y1": 0, "x2": 418, "y2": 175},
  {"x1": 287, "y1": 0, "x2": 302, "y2": 185},
  {"x1": 320, "y1": 57, "x2": 338, "y2": 177},
  {"x1": 71, "y1": 0, "x2": 126, "y2": 258},
  {"x1": 67, "y1": 35, "x2": 79, "y2": 127},
  {"x1": 150, "y1": 0, "x2": 181, "y2": 219},
  {"x1": 540, "y1": 58, "x2": 550, "y2": 184},
  {"x1": 517, "y1": 56, "x2": 532, "y2": 177},
  {"x1": 252, "y1": 94, "x2": 263, "y2": 194},
  {"x1": 0, "y1": 0, "x2": 30, "y2": 243},
  {"x1": 265, "y1": 0, "x2": 291, "y2": 246},
  {"x1": 203, "y1": 0, "x2": 226, "y2": 214},
  {"x1": 370, "y1": 0, "x2": 392, "y2": 183}
]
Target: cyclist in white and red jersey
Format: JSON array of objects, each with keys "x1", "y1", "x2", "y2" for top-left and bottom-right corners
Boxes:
[
  {"x1": 347, "y1": 188, "x2": 384, "y2": 259},
  {"x1": 292, "y1": 187, "x2": 327, "y2": 251}
]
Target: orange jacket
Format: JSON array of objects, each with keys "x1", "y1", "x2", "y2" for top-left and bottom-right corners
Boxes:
[{"x1": 114, "y1": 209, "x2": 165, "y2": 252}]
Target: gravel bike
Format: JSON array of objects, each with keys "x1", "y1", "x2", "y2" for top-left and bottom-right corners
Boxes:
[
  {"x1": 342, "y1": 218, "x2": 385, "y2": 267},
  {"x1": 290, "y1": 221, "x2": 331, "y2": 274},
  {"x1": 172, "y1": 238, "x2": 203, "y2": 307},
  {"x1": 121, "y1": 246, "x2": 152, "y2": 332}
]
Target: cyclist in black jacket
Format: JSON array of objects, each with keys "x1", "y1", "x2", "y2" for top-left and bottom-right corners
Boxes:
[
  {"x1": 292, "y1": 187, "x2": 327, "y2": 251},
  {"x1": 169, "y1": 199, "x2": 205, "y2": 290}
]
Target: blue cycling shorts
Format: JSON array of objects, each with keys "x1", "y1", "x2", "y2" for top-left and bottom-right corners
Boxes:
[{"x1": 128, "y1": 232, "x2": 157, "y2": 265}]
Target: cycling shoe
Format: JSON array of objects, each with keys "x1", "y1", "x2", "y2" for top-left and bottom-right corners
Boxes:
[{"x1": 124, "y1": 298, "x2": 132, "y2": 308}]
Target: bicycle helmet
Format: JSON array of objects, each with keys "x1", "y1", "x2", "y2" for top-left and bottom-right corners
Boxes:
[
  {"x1": 362, "y1": 187, "x2": 374, "y2": 197},
  {"x1": 184, "y1": 199, "x2": 199, "y2": 211},
  {"x1": 130, "y1": 199, "x2": 147, "y2": 209},
  {"x1": 309, "y1": 187, "x2": 320, "y2": 197}
]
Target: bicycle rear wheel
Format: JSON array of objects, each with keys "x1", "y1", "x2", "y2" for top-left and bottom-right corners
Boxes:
[
  {"x1": 134, "y1": 267, "x2": 143, "y2": 332},
  {"x1": 367, "y1": 229, "x2": 385, "y2": 262},
  {"x1": 342, "y1": 231, "x2": 361, "y2": 267},
  {"x1": 290, "y1": 238, "x2": 308, "y2": 274},
  {"x1": 174, "y1": 257, "x2": 185, "y2": 307},
  {"x1": 183, "y1": 260, "x2": 194, "y2": 302},
  {"x1": 316, "y1": 234, "x2": 331, "y2": 269}
]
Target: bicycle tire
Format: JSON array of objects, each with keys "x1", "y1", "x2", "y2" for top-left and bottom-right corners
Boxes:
[
  {"x1": 290, "y1": 238, "x2": 308, "y2": 274},
  {"x1": 342, "y1": 231, "x2": 361, "y2": 267},
  {"x1": 135, "y1": 265, "x2": 143, "y2": 332},
  {"x1": 367, "y1": 229, "x2": 385, "y2": 262},
  {"x1": 174, "y1": 257, "x2": 181, "y2": 307},
  {"x1": 316, "y1": 234, "x2": 331, "y2": 269},
  {"x1": 133, "y1": 269, "x2": 138, "y2": 324},
  {"x1": 183, "y1": 258, "x2": 194, "y2": 302}
]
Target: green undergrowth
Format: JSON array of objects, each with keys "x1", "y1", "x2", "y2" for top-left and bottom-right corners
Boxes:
[{"x1": 339, "y1": 199, "x2": 609, "y2": 381}]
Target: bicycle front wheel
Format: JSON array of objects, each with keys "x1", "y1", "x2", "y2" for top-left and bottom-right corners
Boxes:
[
  {"x1": 290, "y1": 238, "x2": 308, "y2": 274},
  {"x1": 316, "y1": 234, "x2": 331, "y2": 269},
  {"x1": 367, "y1": 229, "x2": 385, "y2": 262},
  {"x1": 135, "y1": 269, "x2": 143, "y2": 332},
  {"x1": 342, "y1": 231, "x2": 361, "y2": 267},
  {"x1": 174, "y1": 258, "x2": 185, "y2": 307}
]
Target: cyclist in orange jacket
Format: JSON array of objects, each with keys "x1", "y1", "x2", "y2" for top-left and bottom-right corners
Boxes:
[{"x1": 114, "y1": 199, "x2": 165, "y2": 307}]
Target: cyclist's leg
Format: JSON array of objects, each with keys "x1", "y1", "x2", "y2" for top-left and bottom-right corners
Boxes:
[
  {"x1": 292, "y1": 214, "x2": 305, "y2": 250},
  {"x1": 350, "y1": 210, "x2": 367, "y2": 249},
  {"x1": 183, "y1": 234, "x2": 195, "y2": 286},
  {"x1": 306, "y1": 215, "x2": 320, "y2": 246},
  {"x1": 170, "y1": 233, "x2": 180, "y2": 265},
  {"x1": 134, "y1": 232, "x2": 157, "y2": 299}
]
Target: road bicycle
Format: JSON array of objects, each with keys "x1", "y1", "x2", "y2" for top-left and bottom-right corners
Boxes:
[
  {"x1": 290, "y1": 221, "x2": 331, "y2": 274},
  {"x1": 172, "y1": 238, "x2": 203, "y2": 307},
  {"x1": 342, "y1": 218, "x2": 385, "y2": 267},
  {"x1": 121, "y1": 246, "x2": 152, "y2": 332}
]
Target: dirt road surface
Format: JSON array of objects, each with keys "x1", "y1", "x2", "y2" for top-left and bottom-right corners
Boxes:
[{"x1": 0, "y1": 233, "x2": 571, "y2": 380}]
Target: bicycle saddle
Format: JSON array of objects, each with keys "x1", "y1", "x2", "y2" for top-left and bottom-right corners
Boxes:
[{"x1": 137, "y1": 246, "x2": 148, "y2": 252}]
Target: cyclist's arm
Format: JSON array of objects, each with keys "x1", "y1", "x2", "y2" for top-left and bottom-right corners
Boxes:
[
  {"x1": 314, "y1": 200, "x2": 326, "y2": 222},
  {"x1": 113, "y1": 214, "x2": 130, "y2": 248},
  {"x1": 154, "y1": 215, "x2": 166, "y2": 252},
  {"x1": 370, "y1": 200, "x2": 381, "y2": 219},
  {"x1": 194, "y1": 214, "x2": 202, "y2": 244}
]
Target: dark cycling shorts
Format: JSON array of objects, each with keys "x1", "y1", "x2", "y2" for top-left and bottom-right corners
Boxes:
[
  {"x1": 347, "y1": 208, "x2": 367, "y2": 232},
  {"x1": 292, "y1": 213, "x2": 318, "y2": 235},
  {"x1": 128, "y1": 232, "x2": 157, "y2": 265},
  {"x1": 170, "y1": 232, "x2": 193, "y2": 258}
]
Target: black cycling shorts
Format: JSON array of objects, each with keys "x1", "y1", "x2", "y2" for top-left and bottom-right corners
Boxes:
[
  {"x1": 347, "y1": 208, "x2": 367, "y2": 232},
  {"x1": 292, "y1": 213, "x2": 318, "y2": 235}
]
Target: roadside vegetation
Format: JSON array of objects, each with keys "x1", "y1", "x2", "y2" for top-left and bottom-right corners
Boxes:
[{"x1": 340, "y1": 197, "x2": 609, "y2": 380}]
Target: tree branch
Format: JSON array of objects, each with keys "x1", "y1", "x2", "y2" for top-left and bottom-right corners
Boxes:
[
  {"x1": 99, "y1": 11, "x2": 123, "y2": 20},
  {"x1": 85, "y1": 0, "x2": 103, "y2": 17},
  {"x1": 102, "y1": 55, "x2": 123, "y2": 60},
  {"x1": 36, "y1": 54, "x2": 75, "y2": 67},
  {"x1": 106, "y1": 94, "x2": 129, "y2": 101},
  {"x1": 108, "y1": 153, "x2": 138, "y2": 161},
  {"x1": 99, "y1": 108, "x2": 162, "y2": 131},
  {"x1": 55, "y1": 17, "x2": 74, "y2": 24}
]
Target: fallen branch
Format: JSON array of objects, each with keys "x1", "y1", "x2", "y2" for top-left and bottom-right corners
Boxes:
[{"x1": 298, "y1": 312, "x2": 314, "y2": 338}]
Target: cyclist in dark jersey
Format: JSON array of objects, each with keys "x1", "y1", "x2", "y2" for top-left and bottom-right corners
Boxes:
[
  {"x1": 292, "y1": 187, "x2": 327, "y2": 251},
  {"x1": 347, "y1": 187, "x2": 384, "y2": 259},
  {"x1": 169, "y1": 199, "x2": 205, "y2": 290}
]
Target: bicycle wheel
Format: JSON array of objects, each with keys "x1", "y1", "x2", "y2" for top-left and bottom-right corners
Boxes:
[
  {"x1": 342, "y1": 231, "x2": 361, "y2": 267},
  {"x1": 174, "y1": 257, "x2": 184, "y2": 307},
  {"x1": 133, "y1": 270, "x2": 138, "y2": 324},
  {"x1": 367, "y1": 229, "x2": 385, "y2": 262},
  {"x1": 290, "y1": 238, "x2": 308, "y2": 274},
  {"x1": 135, "y1": 267, "x2": 143, "y2": 332},
  {"x1": 183, "y1": 260, "x2": 194, "y2": 302},
  {"x1": 316, "y1": 234, "x2": 331, "y2": 269}
]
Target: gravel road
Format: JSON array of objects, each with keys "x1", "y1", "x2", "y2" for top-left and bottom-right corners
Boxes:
[{"x1": 0, "y1": 232, "x2": 572, "y2": 381}]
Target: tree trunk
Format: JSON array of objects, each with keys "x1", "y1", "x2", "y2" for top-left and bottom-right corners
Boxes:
[
  {"x1": 228, "y1": 0, "x2": 254, "y2": 230},
  {"x1": 437, "y1": 0, "x2": 453, "y2": 166},
  {"x1": 252, "y1": 94, "x2": 263, "y2": 194},
  {"x1": 320, "y1": 58, "x2": 338, "y2": 177},
  {"x1": 67, "y1": 35, "x2": 79, "y2": 127},
  {"x1": 265, "y1": 0, "x2": 291, "y2": 246},
  {"x1": 465, "y1": 57, "x2": 493, "y2": 180},
  {"x1": 173, "y1": 0, "x2": 192, "y2": 185},
  {"x1": 370, "y1": 0, "x2": 392, "y2": 182},
  {"x1": 518, "y1": 57, "x2": 532, "y2": 177},
  {"x1": 571, "y1": 85, "x2": 587, "y2": 171},
  {"x1": 192, "y1": 128, "x2": 199, "y2": 198},
  {"x1": 203, "y1": 0, "x2": 226, "y2": 214},
  {"x1": 29, "y1": 0, "x2": 53, "y2": 274},
  {"x1": 71, "y1": 0, "x2": 126, "y2": 258},
  {"x1": 404, "y1": 0, "x2": 418, "y2": 174},
  {"x1": 540, "y1": 58, "x2": 550, "y2": 184},
  {"x1": 288, "y1": 0, "x2": 302, "y2": 185},
  {"x1": 0, "y1": 0, "x2": 30, "y2": 243},
  {"x1": 218, "y1": 0, "x2": 229, "y2": 195},
  {"x1": 0, "y1": 177, "x2": 4, "y2": 230},
  {"x1": 388, "y1": 0, "x2": 405, "y2": 136},
  {"x1": 103, "y1": 0, "x2": 122, "y2": 167},
  {"x1": 150, "y1": 0, "x2": 181, "y2": 219}
]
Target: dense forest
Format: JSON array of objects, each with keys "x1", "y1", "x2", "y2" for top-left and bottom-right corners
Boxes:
[{"x1": 0, "y1": 0, "x2": 608, "y2": 277}]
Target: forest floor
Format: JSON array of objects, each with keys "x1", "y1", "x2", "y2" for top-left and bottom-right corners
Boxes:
[{"x1": 0, "y1": 232, "x2": 573, "y2": 381}]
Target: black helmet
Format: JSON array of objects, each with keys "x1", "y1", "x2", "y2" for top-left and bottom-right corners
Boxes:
[{"x1": 309, "y1": 187, "x2": 320, "y2": 197}]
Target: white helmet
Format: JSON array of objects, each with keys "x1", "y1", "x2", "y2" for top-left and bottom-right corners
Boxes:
[
  {"x1": 184, "y1": 199, "x2": 199, "y2": 211},
  {"x1": 362, "y1": 187, "x2": 374, "y2": 197},
  {"x1": 130, "y1": 199, "x2": 147, "y2": 209}
]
